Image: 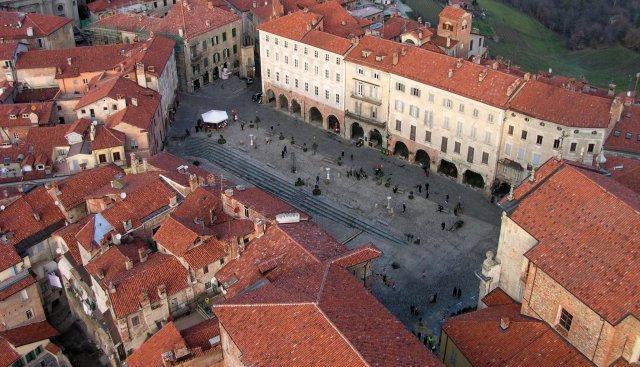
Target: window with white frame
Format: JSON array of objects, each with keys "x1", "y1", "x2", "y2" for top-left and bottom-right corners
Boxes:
[
  {"x1": 336, "y1": 57, "x2": 340, "y2": 65},
  {"x1": 325, "y1": 54, "x2": 329, "y2": 61},
  {"x1": 459, "y1": 103, "x2": 465, "y2": 113},
  {"x1": 424, "y1": 110, "x2": 433, "y2": 126},
  {"x1": 325, "y1": 90, "x2": 329, "y2": 99},
  {"x1": 373, "y1": 72, "x2": 380, "y2": 79},
  {"x1": 396, "y1": 82, "x2": 405, "y2": 92},
  {"x1": 394, "y1": 100, "x2": 404, "y2": 112},
  {"x1": 285, "y1": 75, "x2": 289, "y2": 84},
  {"x1": 267, "y1": 69, "x2": 270, "y2": 78},
  {"x1": 335, "y1": 94, "x2": 340, "y2": 104},
  {"x1": 314, "y1": 65, "x2": 319, "y2": 75},
  {"x1": 443, "y1": 98, "x2": 452, "y2": 108},
  {"x1": 409, "y1": 105, "x2": 419, "y2": 118},
  {"x1": 304, "y1": 62, "x2": 308, "y2": 71},
  {"x1": 276, "y1": 72, "x2": 279, "y2": 81},
  {"x1": 443, "y1": 116, "x2": 450, "y2": 129},
  {"x1": 305, "y1": 82, "x2": 309, "y2": 92},
  {"x1": 410, "y1": 87, "x2": 421, "y2": 97},
  {"x1": 325, "y1": 69, "x2": 329, "y2": 79},
  {"x1": 516, "y1": 147, "x2": 525, "y2": 160},
  {"x1": 284, "y1": 56, "x2": 288, "y2": 64},
  {"x1": 470, "y1": 126, "x2": 477, "y2": 139},
  {"x1": 504, "y1": 143, "x2": 512, "y2": 156},
  {"x1": 336, "y1": 73, "x2": 341, "y2": 82},
  {"x1": 484, "y1": 131, "x2": 491, "y2": 144},
  {"x1": 294, "y1": 59, "x2": 298, "y2": 67},
  {"x1": 314, "y1": 86, "x2": 319, "y2": 96},
  {"x1": 473, "y1": 108, "x2": 479, "y2": 118},
  {"x1": 314, "y1": 50, "x2": 318, "y2": 58},
  {"x1": 428, "y1": 93, "x2": 435, "y2": 102},
  {"x1": 357, "y1": 67, "x2": 364, "y2": 75},
  {"x1": 356, "y1": 81, "x2": 364, "y2": 96},
  {"x1": 488, "y1": 113, "x2": 494, "y2": 123},
  {"x1": 265, "y1": 49, "x2": 269, "y2": 57},
  {"x1": 295, "y1": 79, "x2": 299, "y2": 88}
]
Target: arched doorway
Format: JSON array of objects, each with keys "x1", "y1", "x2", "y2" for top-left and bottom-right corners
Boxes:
[
  {"x1": 291, "y1": 100, "x2": 301, "y2": 118},
  {"x1": 438, "y1": 160, "x2": 458, "y2": 178},
  {"x1": 393, "y1": 141, "x2": 409, "y2": 159},
  {"x1": 415, "y1": 149, "x2": 430, "y2": 166},
  {"x1": 193, "y1": 79, "x2": 200, "y2": 90},
  {"x1": 463, "y1": 170, "x2": 485, "y2": 188},
  {"x1": 278, "y1": 94, "x2": 289, "y2": 112},
  {"x1": 369, "y1": 129, "x2": 382, "y2": 147},
  {"x1": 309, "y1": 107, "x2": 323, "y2": 126},
  {"x1": 327, "y1": 115, "x2": 340, "y2": 134},
  {"x1": 265, "y1": 89, "x2": 276, "y2": 107},
  {"x1": 213, "y1": 67, "x2": 219, "y2": 80},
  {"x1": 351, "y1": 122, "x2": 364, "y2": 140},
  {"x1": 404, "y1": 39, "x2": 416, "y2": 45},
  {"x1": 203, "y1": 71, "x2": 210, "y2": 85}
]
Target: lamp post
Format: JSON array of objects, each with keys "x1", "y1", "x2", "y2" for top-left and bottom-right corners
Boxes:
[
  {"x1": 249, "y1": 134, "x2": 254, "y2": 146},
  {"x1": 386, "y1": 196, "x2": 391, "y2": 210},
  {"x1": 325, "y1": 167, "x2": 330, "y2": 184}
]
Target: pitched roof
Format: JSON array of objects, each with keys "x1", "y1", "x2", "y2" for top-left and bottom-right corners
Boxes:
[
  {"x1": 51, "y1": 164, "x2": 124, "y2": 209},
  {"x1": 509, "y1": 80, "x2": 613, "y2": 128},
  {"x1": 439, "y1": 5, "x2": 468, "y2": 19},
  {"x1": 215, "y1": 262, "x2": 442, "y2": 367},
  {"x1": 301, "y1": 29, "x2": 353, "y2": 55},
  {"x1": 442, "y1": 302, "x2": 593, "y2": 367},
  {"x1": 0, "y1": 42, "x2": 19, "y2": 60},
  {"x1": 506, "y1": 160, "x2": 640, "y2": 325},
  {"x1": 0, "y1": 186, "x2": 64, "y2": 250},
  {"x1": 124, "y1": 322, "x2": 185, "y2": 367},
  {"x1": 380, "y1": 16, "x2": 421, "y2": 40},
  {"x1": 0, "y1": 12, "x2": 70, "y2": 40},
  {"x1": 257, "y1": 10, "x2": 322, "y2": 41},
  {"x1": 603, "y1": 155, "x2": 640, "y2": 195},
  {"x1": 92, "y1": 0, "x2": 240, "y2": 41},
  {"x1": 330, "y1": 243, "x2": 381, "y2": 267},
  {"x1": 0, "y1": 274, "x2": 36, "y2": 301},
  {"x1": 182, "y1": 237, "x2": 227, "y2": 269},
  {"x1": 147, "y1": 152, "x2": 218, "y2": 188},
  {"x1": 0, "y1": 337, "x2": 20, "y2": 367},
  {"x1": 229, "y1": 187, "x2": 310, "y2": 221},
  {"x1": 154, "y1": 215, "x2": 201, "y2": 255},
  {"x1": 481, "y1": 287, "x2": 515, "y2": 307},
  {"x1": 605, "y1": 105, "x2": 640, "y2": 155},
  {"x1": 0, "y1": 102, "x2": 53, "y2": 127},
  {"x1": 309, "y1": 1, "x2": 364, "y2": 38},
  {"x1": 24, "y1": 124, "x2": 68, "y2": 162},
  {"x1": 13, "y1": 87, "x2": 60, "y2": 103},
  {"x1": 0, "y1": 321, "x2": 58, "y2": 347}
]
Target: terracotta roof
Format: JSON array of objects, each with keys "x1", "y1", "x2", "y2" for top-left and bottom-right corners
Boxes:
[
  {"x1": 229, "y1": 187, "x2": 310, "y2": 221},
  {"x1": 180, "y1": 318, "x2": 220, "y2": 351},
  {"x1": 419, "y1": 41, "x2": 447, "y2": 54},
  {"x1": 75, "y1": 216, "x2": 96, "y2": 252},
  {"x1": 506, "y1": 160, "x2": 640, "y2": 325},
  {"x1": 23, "y1": 124, "x2": 68, "y2": 162},
  {"x1": 0, "y1": 274, "x2": 36, "y2": 301},
  {"x1": 0, "y1": 321, "x2": 58, "y2": 347},
  {"x1": 183, "y1": 237, "x2": 228, "y2": 269},
  {"x1": 510, "y1": 80, "x2": 613, "y2": 128},
  {"x1": 0, "y1": 12, "x2": 70, "y2": 40},
  {"x1": 605, "y1": 105, "x2": 640, "y2": 155},
  {"x1": 0, "y1": 102, "x2": 53, "y2": 127},
  {"x1": 603, "y1": 155, "x2": 640, "y2": 195},
  {"x1": 380, "y1": 16, "x2": 421, "y2": 40},
  {"x1": 301, "y1": 29, "x2": 353, "y2": 55},
  {"x1": 0, "y1": 186, "x2": 64, "y2": 250},
  {"x1": 13, "y1": 87, "x2": 60, "y2": 103},
  {"x1": 92, "y1": 0, "x2": 240, "y2": 41},
  {"x1": 429, "y1": 33, "x2": 459, "y2": 49},
  {"x1": 44, "y1": 342, "x2": 62, "y2": 356},
  {"x1": 212, "y1": 218, "x2": 254, "y2": 241},
  {"x1": 442, "y1": 302, "x2": 593, "y2": 367},
  {"x1": 16, "y1": 43, "x2": 135, "y2": 77},
  {"x1": 279, "y1": 221, "x2": 349, "y2": 260},
  {"x1": 0, "y1": 232, "x2": 22, "y2": 270},
  {"x1": 128, "y1": 36, "x2": 176, "y2": 77},
  {"x1": 215, "y1": 262, "x2": 441, "y2": 367},
  {"x1": 52, "y1": 164, "x2": 124, "y2": 209},
  {"x1": 330, "y1": 243, "x2": 381, "y2": 267},
  {"x1": 125, "y1": 322, "x2": 186, "y2": 367},
  {"x1": 147, "y1": 152, "x2": 218, "y2": 188},
  {"x1": 257, "y1": 10, "x2": 322, "y2": 41},
  {"x1": 53, "y1": 218, "x2": 91, "y2": 265},
  {"x1": 154, "y1": 215, "x2": 201, "y2": 256},
  {"x1": 481, "y1": 287, "x2": 515, "y2": 307},
  {"x1": 439, "y1": 5, "x2": 468, "y2": 19},
  {"x1": 0, "y1": 337, "x2": 20, "y2": 367},
  {"x1": 0, "y1": 42, "x2": 19, "y2": 60},
  {"x1": 173, "y1": 186, "x2": 221, "y2": 222},
  {"x1": 309, "y1": 1, "x2": 364, "y2": 38}
]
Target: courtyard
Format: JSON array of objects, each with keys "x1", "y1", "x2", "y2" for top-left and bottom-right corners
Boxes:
[{"x1": 167, "y1": 76, "x2": 501, "y2": 340}]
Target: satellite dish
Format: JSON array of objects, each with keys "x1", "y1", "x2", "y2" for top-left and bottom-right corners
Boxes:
[
  {"x1": 120, "y1": 192, "x2": 127, "y2": 200},
  {"x1": 115, "y1": 234, "x2": 122, "y2": 240}
]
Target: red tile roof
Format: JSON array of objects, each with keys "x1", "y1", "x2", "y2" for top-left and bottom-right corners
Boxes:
[
  {"x1": 52, "y1": 164, "x2": 124, "y2": 210},
  {"x1": 212, "y1": 218, "x2": 254, "y2": 241},
  {"x1": 439, "y1": 5, "x2": 468, "y2": 19},
  {"x1": 0, "y1": 42, "x2": 19, "y2": 60},
  {"x1": 0, "y1": 186, "x2": 64, "y2": 249},
  {"x1": 0, "y1": 274, "x2": 36, "y2": 301},
  {"x1": 93, "y1": 0, "x2": 240, "y2": 41},
  {"x1": 510, "y1": 80, "x2": 613, "y2": 128},
  {"x1": 603, "y1": 155, "x2": 640, "y2": 195},
  {"x1": 154, "y1": 215, "x2": 201, "y2": 255},
  {"x1": 0, "y1": 234, "x2": 22, "y2": 271},
  {"x1": 180, "y1": 318, "x2": 220, "y2": 352},
  {"x1": 330, "y1": 243, "x2": 381, "y2": 267},
  {"x1": 13, "y1": 87, "x2": 60, "y2": 103},
  {"x1": 0, "y1": 102, "x2": 53, "y2": 127},
  {"x1": 182, "y1": 237, "x2": 227, "y2": 270},
  {"x1": 215, "y1": 262, "x2": 442, "y2": 367},
  {"x1": 147, "y1": 152, "x2": 218, "y2": 188},
  {"x1": 125, "y1": 321, "x2": 185, "y2": 367},
  {"x1": 507, "y1": 160, "x2": 640, "y2": 324},
  {"x1": 605, "y1": 105, "x2": 640, "y2": 155},
  {"x1": 380, "y1": 16, "x2": 421, "y2": 40},
  {"x1": 0, "y1": 12, "x2": 70, "y2": 40},
  {"x1": 53, "y1": 218, "x2": 91, "y2": 265},
  {"x1": 44, "y1": 342, "x2": 62, "y2": 356},
  {"x1": 309, "y1": 1, "x2": 364, "y2": 38},
  {"x1": 24, "y1": 125, "x2": 68, "y2": 162},
  {"x1": 481, "y1": 287, "x2": 515, "y2": 307},
  {"x1": 0, "y1": 321, "x2": 58, "y2": 347},
  {"x1": 229, "y1": 187, "x2": 310, "y2": 221},
  {"x1": 257, "y1": 10, "x2": 322, "y2": 41},
  {"x1": 302, "y1": 29, "x2": 353, "y2": 55},
  {"x1": 0, "y1": 337, "x2": 20, "y2": 367},
  {"x1": 442, "y1": 302, "x2": 593, "y2": 367}
]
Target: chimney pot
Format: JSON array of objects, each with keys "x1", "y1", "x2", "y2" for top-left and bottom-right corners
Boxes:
[
  {"x1": 138, "y1": 248, "x2": 148, "y2": 263},
  {"x1": 500, "y1": 317, "x2": 510, "y2": 330},
  {"x1": 125, "y1": 257, "x2": 133, "y2": 270},
  {"x1": 448, "y1": 68, "x2": 454, "y2": 78},
  {"x1": 392, "y1": 52, "x2": 398, "y2": 65},
  {"x1": 67, "y1": 57, "x2": 72, "y2": 66}
]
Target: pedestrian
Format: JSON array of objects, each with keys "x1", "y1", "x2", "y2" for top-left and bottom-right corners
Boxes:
[
  {"x1": 433, "y1": 292, "x2": 438, "y2": 303},
  {"x1": 283, "y1": 146, "x2": 287, "y2": 154},
  {"x1": 418, "y1": 184, "x2": 422, "y2": 193},
  {"x1": 402, "y1": 203, "x2": 406, "y2": 213},
  {"x1": 316, "y1": 175, "x2": 320, "y2": 185},
  {"x1": 241, "y1": 123, "x2": 244, "y2": 131},
  {"x1": 425, "y1": 183, "x2": 429, "y2": 191},
  {"x1": 350, "y1": 153, "x2": 353, "y2": 161},
  {"x1": 452, "y1": 287, "x2": 457, "y2": 297},
  {"x1": 441, "y1": 222, "x2": 446, "y2": 230},
  {"x1": 270, "y1": 125, "x2": 274, "y2": 132},
  {"x1": 393, "y1": 185, "x2": 398, "y2": 194},
  {"x1": 445, "y1": 194, "x2": 449, "y2": 203},
  {"x1": 281, "y1": 150, "x2": 285, "y2": 159},
  {"x1": 382, "y1": 274, "x2": 387, "y2": 284},
  {"x1": 457, "y1": 288, "x2": 462, "y2": 299},
  {"x1": 341, "y1": 151, "x2": 345, "y2": 157},
  {"x1": 426, "y1": 190, "x2": 429, "y2": 199},
  {"x1": 410, "y1": 305, "x2": 415, "y2": 314}
]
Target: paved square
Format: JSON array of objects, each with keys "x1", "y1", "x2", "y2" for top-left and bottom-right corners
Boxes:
[{"x1": 168, "y1": 77, "x2": 501, "y2": 338}]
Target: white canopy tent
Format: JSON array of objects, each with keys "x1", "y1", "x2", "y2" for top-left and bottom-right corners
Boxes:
[{"x1": 201, "y1": 110, "x2": 228, "y2": 125}]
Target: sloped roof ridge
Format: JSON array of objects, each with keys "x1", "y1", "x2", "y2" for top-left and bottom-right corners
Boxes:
[
  {"x1": 312, "y1": 302, "x2": 370, "y2": 366},
  {"x1": 277, "y1": 224, "x2": 323, "y2": 264},
  {"x1": 568, "y1": 163, "x2": 640, "y2": 215}
]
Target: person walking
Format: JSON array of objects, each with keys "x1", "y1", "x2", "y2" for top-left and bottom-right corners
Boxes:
[
  {"x1": 281, "y1": 150, "x2": 285, "y2": 159},
  {"x1": 441, "y1": 222, "x2": 446, "y2": 230},
  {"x1": 445, "y1": 194, "x2": 449, "y2": 203},
  {"x1": 316, "y1": 175, "x2": 320, "y2": 185},
  {"x1": 425, "y1": 183, "x2": 429, "y2": 191},
  {"x1": 452, "y1": 287, "x2": 458, "y2": 297},
  {"x1": 240, "y1": 123, "x2": 245, "y2": 131},
  {"x1": 283, "y1": 146, "x2": 287, "y2": 154},
  {"x1": 417, "y1": 184, "x2": 422, "y2": 193},
  {"x1": 457, "y1": 288, "x2": 462, "y2": 299},
  {"x1": 402, "y1": 203, "x2": 406, "y2": 213},
  {"x1": 426, "y1": 190, "x2": 429, "y2": 199},
  {"x1": 350, "y1": 153, "x2": 353, "y2": 161}
]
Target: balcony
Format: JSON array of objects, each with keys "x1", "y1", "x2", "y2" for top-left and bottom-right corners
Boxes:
[
  {"x1": 350, "y1": 92, "x2": 382, "y2": 106},
  {"x1": 345, "y1": 110, "x2": 386, "y2": 128}
]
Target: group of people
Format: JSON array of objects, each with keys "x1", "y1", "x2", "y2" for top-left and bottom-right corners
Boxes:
[{"x1": 347, "y1": 167, "x2": 368, "y2": 180}]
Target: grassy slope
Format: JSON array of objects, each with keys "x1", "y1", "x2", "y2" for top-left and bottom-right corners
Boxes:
[{"x1": 399, "y1": 0, "x2": 640, "y2": 90}]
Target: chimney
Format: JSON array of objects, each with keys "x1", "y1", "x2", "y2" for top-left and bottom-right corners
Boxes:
[
  {"x1": 456, "y1": 58, "x2": 463, "y2": 68},
  {"x1": 491, "y1": 60, "x2": 499, "y2": 70},
  {"x1": 26, "y1": 27, "x2": 33, "y2": 37},
  {"x1": 50, "y1": 180, "x2": 61, "y2": 195},
  {"x1": 524, "y1": 72, "x2": 531, "y2": 81},
  {"x1": 418, "y1": 31, "x2": 422, "y2": 39},
  {"x1": 206, "y1": 20, "x2": 211, "y2": 27},
  {"x1": 157, "y1": 284, "x2": 167, "y2": 298},
  {"x1": 131, "y1": 97, "x2": 138, "y2": 107},
  {"x1": 125, "y1": 257, "x2": 133, "y2": 270},
  {"x1": 32, "y1": 211, "x2": 41, "y2": 221},
  {"x1": 500, "y1": 317, "x2": 510, "y2": 330},
  {"x1": 446, "y1": 36, "x2": 451, "y2": 48},
  {"x1": 401, "y1": 47, "x2": 407, "y2": 56},
  {"x1": 252, "y1": 0, "x2": 256, "y2": 7},
  {"x1": 208, "y1": 0, "x2": 214, "y2": 8},
  {"x1": 138, "y1": 248, "x2": 148, "y2": 263},
  {"x1": 67, "y1": 57, "x2": 72, "y2": 66},
  {"x1": 448, "y1": 68, "x2": 453, "y2": 78},
  {"x1": 478, "y1": 69, "x2": 487, "y2": 82},
  {"x1": 90, "y1": 123, "x2": 96, "y2": 141},
  {"x1": 109, "y1": 282, "x2": 116, "y2": 293},
  {"x1": 608, "y1": 83, "x2": 616, "y2": 97},
  {"x1": 142, "y1": 158, "x2": 148, "y2": 171},
  {"x1": 392, "y1": 52, "x2": 398, "y2": 65},
  {"x1": 178, "y1": 28, "x2": 184, "y2": 37},
  {"x1": 189, "y1": 173, "x2": 199, "y2": 191},
  {"x1": 528, "y1": 166, "x2": 536, "y2": 182},
  {"x1": 97, "y1": 268, "x2": 105, "y2": 279}
]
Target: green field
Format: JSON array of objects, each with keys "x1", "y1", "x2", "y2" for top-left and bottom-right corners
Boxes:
[{"x1": 400, "y1": 0, "x2": 640, "y2": 90}]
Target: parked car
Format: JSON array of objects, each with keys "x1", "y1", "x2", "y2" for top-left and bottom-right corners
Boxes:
[{"x1": 251, "y1": 92, "x2": 262, "y2": 103}]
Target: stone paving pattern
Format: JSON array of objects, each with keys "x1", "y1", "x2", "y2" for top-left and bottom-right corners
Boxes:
[{"x1": 167, "y1": 77, "x2": 501, "y2": 338}]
